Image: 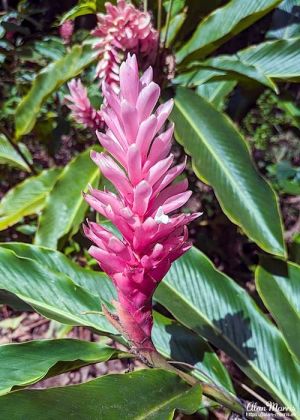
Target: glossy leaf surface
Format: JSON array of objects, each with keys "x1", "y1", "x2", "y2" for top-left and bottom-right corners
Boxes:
[{"x1": 171, "y1": 87, "x2": 285, "y2": 256}]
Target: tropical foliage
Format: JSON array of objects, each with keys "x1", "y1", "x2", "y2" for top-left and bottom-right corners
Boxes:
[{"x1": 0, "y1": 0, "x2": 299, "y2": 418}]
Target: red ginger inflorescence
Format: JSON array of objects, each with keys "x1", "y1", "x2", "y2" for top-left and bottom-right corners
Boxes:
[
  {"x1": 92, "y1": 0, "x2": 158, "y2": 92},
  {"x1": 66, "y1": 0, "x2": 158, "y2": 132},
  {"x1": 65, "y1": 79, "x2": 104, "y2": 130},
  {"x1": 83, "y1": 54, "x2": 199, "y2": 352},
  {"x1": 59, "y1": 20, "x2": 74, "y2": 45}
]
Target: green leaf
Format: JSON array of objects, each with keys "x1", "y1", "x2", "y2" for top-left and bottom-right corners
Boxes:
[
  {"x1": 15, "y1": 43, "x2": 96, "y2": 139},
  {"x1": 267, "y1": 0, "x2": 300, "y2": 40},
  {"x1": 0, "y1": 168, "x2": 61, "y2": 231},
  {"x1": 193, "y1": 56, "x2": 278, "y2": 91},
  {"x1": 171, "y1": 1, "x2": 230, "y2": 47},
  {"x1": 256, "y1": 257, "x2": 300, "y2": 362},
  {"x1": 268, "y1": 161, "x2": 300, "y2": 195},
  {"x1": 0, "y1": 242, "x2": 115, "y2": 302},
  {"x1": 0, "y1": 134, "x2": 30, "y2": 171},
  {"x1": 0, "y1": 247, "x2": 114, "y2": 334},
  {"x1": 0, "y1": 290, "x2": 32, "y2": 311},
  {"x1": 238, "y1": 37, "x2": 300, "y2": 81},
  {"x1": 0, "y1": 339, "x2": 126, "y2": 395},
  {"x1": 196, "y1": 80, "x2": 237, "y2": 110},
  {"x1": 33, "y1": 37, "x2": 66, "y2": 61},
  {"x1": 161, "y1": 12, "x2": 187, "y2": 47},
  {"x1": 155, "y1": 247, "x2": 300, "y2": 414},
  {"x1": 0, "y1": 369, "x2": 201, "y2": 419},
  {"x1": 290, "y1": 233, "x2": 300, "y2": 264},
  {"x1": 278, "y1": 93, "x2": 300, "y2": 129},
  {"x1": 35, "y1": 148, "x2": 100, "y2": 249},
  {"x1": 171, "y1": 87, "x2": 285, "y2": 257},
  {"x1": 163, "y1": 0, "x2": 185, "y2": 17},
  {"x1": 186, "y1": 38, "x2": 300, "y2": 85},
  {"x1": 173, "y1": 67, "x2": 226, "y2": 86},
  {"x1": 0, "y1": 242, "x2": 235, "y2": 395},
  {"x1": 60, "y1": 2, "x2": 96, "y2": 24},
  {"x1": 176, "y1": 0, "x2": 281, "y2": 63},
  {"x1": 152, "y1": 312, "x2": 234, "y2": 393}
]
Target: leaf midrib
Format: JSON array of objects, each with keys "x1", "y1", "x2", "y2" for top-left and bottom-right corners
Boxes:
[
  {"x1": 133, "y1": 385, "x2": 196, "y2": 420},
  {"x1": 177, "y1": 0, "x2": 281, "y2": 61},
  {"x1": 237, "y1": 38, "x2": 300, "y2": 78},
  {"x1": 175, "y1": 98, "x2": 261, "y2": 213},
  {"x1": 11, "y1": 292, "x2": 98, "y2": 331},
  {"x1": 0, "y1": 344, "x2": 119, "y2": 395},
  {"x1": 159, "y1": 280, "x2": 291, "y2": 408},
  {"x1": 174, "y1": 96, "x2": 280, "y2": 250}
]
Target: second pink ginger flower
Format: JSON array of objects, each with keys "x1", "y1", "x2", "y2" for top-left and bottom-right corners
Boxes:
[{"x1": 84, "y1": 54, "x2": 199, "y2": 352}]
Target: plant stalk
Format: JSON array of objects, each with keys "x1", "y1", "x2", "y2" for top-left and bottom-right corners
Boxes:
[
  {"x1": 144, "y1": 0, "x2": 148, "y2": 12},
  {"x1": 157, "y1": 0, "x2": 162, "y2": 35},
  {"x1": 163, "y1": 0, "x2": 174, "y2": 49},
  {"x1": 101, "y1": 305, "x2": 244, "y2": 415},
  {"x1": 143, "y1": 350, "x2": 245, "y2": 416}
]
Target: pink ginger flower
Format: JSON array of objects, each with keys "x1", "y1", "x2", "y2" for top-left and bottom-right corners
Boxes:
[
  {"x1": 83, "y1": 54, "x2": 199, "y2": 352},
  {"x1": 59, "y1": 20, "x2": 74, "y2": 44},
  {"x1": 91, "y1": 0, "x2": 158, "y2": 90},
  {"x1": 65, "y1": 79, "x2": 104, "y2": 130}
]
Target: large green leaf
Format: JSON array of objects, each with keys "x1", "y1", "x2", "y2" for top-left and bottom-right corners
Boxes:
[
  {"x1": 238, "y1": 37, "x2": 300, "y2": 81},
  {"x1": 185, "y1": 38, "x2": 300, "y2": 85},
  {"x1": 60, "y1": 0, "x2": 108, "y2": 22},
  {"x1": 0, "y1": 242, "x2": 114, "y2": 301},
  {"x1": 161, "y1": 12, "x2": 187, "y2": 47},
  {"x1": 0, "y1": 134, "x2": 30, "y2": 171},
  {"x1": 0, "y1": 339, "x2": 126, "y2": 395},
  {"x1": 0, "y1": 247, "x2": 114, "y2": 334},
  {"x1": 256, "y1": 257, "x2": 300, "y2": 362},
  {"x1": 196, "y1": 80, "x2": 237, "y2": 110},
  {"x1": 169, "y1": 1, "x2": 226, "y2": 47},
  {"x1": 173, "y1": 67, "x2": 227, "y2": 87},
  {"x1": 155, "y1": 247, "x2": 300, "y2": 414},
  {"x1": 15, "y1": 43, "x2": 96, "y2": 139},
  {"x1": 60, "y1": 0, "x2": 109, "y2": 24},
  {"x1": 0, "y1": 168, "x2": 61, "y2": 231},
  {"x1": 171, "y1": 87, "x2": 285, "y2": 256},
  {"x1": 0, "y1": 242, "x2": 235, "y2": 395},
  {"x1": 60, "y1": 1, "x2": 96, "y2": 24},
  {"x1": 0, "y1": 369, "x2": 201, "y2": 419},
  {"x1": 35, "y1": 148, "x2": 100, "y2": 249},
  {"x1": 267, "y1": 0, "x2": 300, "y2": 40},
  {"x1": 191, "y1": 57, "x2": 278, "y2": 91},
  {"x1": 176, "y1": 0, "x2": 281, "y2": 63},
  {"x1": 152, "y1": 312, "x2": 234, "y2": 393}
]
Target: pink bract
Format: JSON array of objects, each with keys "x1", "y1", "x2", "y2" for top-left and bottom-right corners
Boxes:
[
  {"x1": 84, "y1": 54, "x2": 199, "y2": 351},
  {"x1": 59, "y1": 20, "x2": 74, "y2": 44},
  {"x1": 92, "y1": 0, "x2": 158, "y2": 91},
  {"x1": 65, "y1": 79, "x2": 104, "y2": 130}
]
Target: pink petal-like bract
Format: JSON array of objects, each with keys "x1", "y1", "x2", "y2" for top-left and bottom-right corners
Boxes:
[
  {"x1": 59, "y1": 20, "x2": 74, "y2": 44},
  {"x1": 84, "y1": 54, "x2": 199, "y2": 351},
  {"x1": 91, "y1": 0, "x2": 158, "y2": 91},
  {"x1": 65, "y1": 79, "x2": 104, "y2": 130}
]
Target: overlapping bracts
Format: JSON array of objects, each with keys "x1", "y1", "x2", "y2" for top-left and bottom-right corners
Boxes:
[
  {"x1": 92, "y1": 0, "x2": 158, "y2": 90},
  {"x1": 66, "y1": 1, "x2": 158, "y2": 131},
  {"x1": 84, "y1": 54, "x2": 199, "y2": 350},
  {"x1": 65, "y1": 80, "x2": 104, "y2": 130}
]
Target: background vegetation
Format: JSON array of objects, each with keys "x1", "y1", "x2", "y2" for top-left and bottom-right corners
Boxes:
[{"x1": 0, "y1": 0, "x2": 299, "y2": 418}]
